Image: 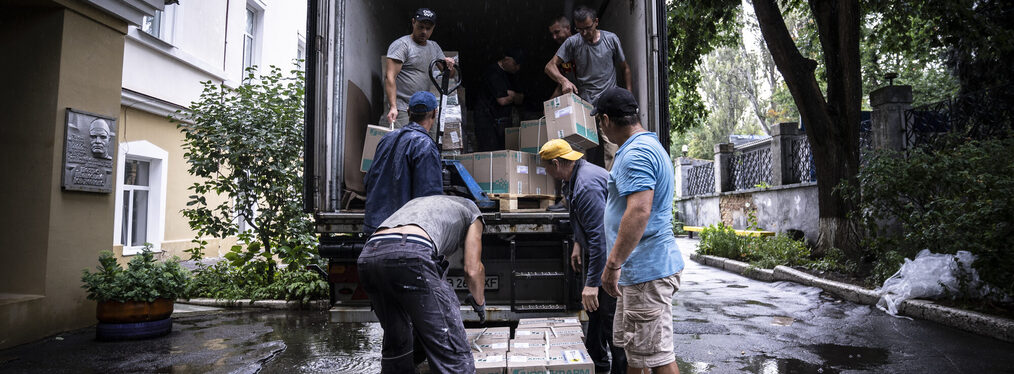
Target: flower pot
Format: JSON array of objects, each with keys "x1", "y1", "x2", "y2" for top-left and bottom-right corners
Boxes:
[{"x1": 96, "y1": 298, "x2": 174, "y2": 323}]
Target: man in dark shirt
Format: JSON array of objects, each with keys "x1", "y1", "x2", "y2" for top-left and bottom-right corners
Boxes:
[
  {"x1": 475, "y1": 49, "x2": 524, "y2": 151},
  {"x1": 364, "y1": 91, "x2": 445, "y2": 234},
  {"x1": 538, "y1": 138, "x2": 627, "y2": 373}
]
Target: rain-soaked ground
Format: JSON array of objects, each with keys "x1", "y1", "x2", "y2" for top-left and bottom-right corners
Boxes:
[{"x1": 2, "y1": 238, "x2": 1014, "y2": 373}]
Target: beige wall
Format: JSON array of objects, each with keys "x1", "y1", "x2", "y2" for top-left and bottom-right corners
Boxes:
[{"x1": 0, "y1": 2, "x2": 128, "y2": 349}]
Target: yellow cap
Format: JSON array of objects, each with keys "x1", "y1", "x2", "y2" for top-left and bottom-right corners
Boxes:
[{"x1": 538, "y1": 139, "x2": 584, "y2": 161}]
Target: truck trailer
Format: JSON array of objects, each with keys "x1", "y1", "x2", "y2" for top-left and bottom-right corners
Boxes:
[{"x1": 303, "y1": 0, "x2": 672, "y2": 322}]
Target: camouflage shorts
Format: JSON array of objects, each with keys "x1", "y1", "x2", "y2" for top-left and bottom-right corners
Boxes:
[{"x1": 613, "y1": 272, "x2": 681, "y2": 368}]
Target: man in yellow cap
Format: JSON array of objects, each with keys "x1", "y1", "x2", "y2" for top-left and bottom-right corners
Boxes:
[{"x1": 539, "y1": 138, "x2": 626, "y2": 373}]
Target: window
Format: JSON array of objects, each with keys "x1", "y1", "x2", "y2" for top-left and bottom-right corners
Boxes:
[
  {"x1": 113, "y1": 141, "x2": 168, "y2": 255},
  {"x1": 296, "y1": 36, "x2": 306, "y2": 70},
  {"x1": 242, "y1": 6, "x2": 260, "y2": 74},
  {"x1": 141, "y1": 10, "x2": 162, "y2": 37},
  {"x1": 140, "y1": 4, "x2": 178, "y2": 42}
]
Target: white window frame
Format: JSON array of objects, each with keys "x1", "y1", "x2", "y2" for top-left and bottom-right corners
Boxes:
[
  {"x1": 296, "y1": 34, "x2": 307, "y2": 70},
  {"x1": 113, "y1": 141, "x2": 168, "y2": 255},
  {"x1": 140, "y1": 3, "x2": 181, "y2": 44},
  {"x1": 242, "y1": 2, "x2": 265, "y2": 75}
]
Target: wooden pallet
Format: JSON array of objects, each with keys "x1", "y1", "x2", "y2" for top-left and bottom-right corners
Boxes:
[{"x1": 488, "y1": 193, "x2": 556, "y2": 212}]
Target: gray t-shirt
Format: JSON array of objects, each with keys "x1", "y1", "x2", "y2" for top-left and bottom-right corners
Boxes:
[
  {"x1": 387, "y1": 35, "x2": 447, "y2": 110},
  {"x1": 555, "y1": 30, "x2": 626, "y2": 103},
  {"x1": 377, "y1": 195, "x2": 483, "y2": 257}
]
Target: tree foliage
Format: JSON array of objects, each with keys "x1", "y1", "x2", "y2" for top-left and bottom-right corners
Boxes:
[{"x1": 171, "y1": 66, "x2": 316, "y2": 278}]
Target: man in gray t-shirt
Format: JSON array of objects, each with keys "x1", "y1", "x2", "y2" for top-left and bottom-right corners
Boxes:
[
  {"x1": 383, "y1": 8, "x2": 456, "y2": 128},
  {"x1": 544, "y1": 6, "x2": 631, "y2": 104},
  {"x1": 357, "y1": 195, "x2": 486, "y2": 373}
]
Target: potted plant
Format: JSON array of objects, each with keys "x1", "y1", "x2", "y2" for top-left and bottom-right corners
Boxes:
[{"x1": 81, "y1": 247, "x2": 190, "y2": 340}]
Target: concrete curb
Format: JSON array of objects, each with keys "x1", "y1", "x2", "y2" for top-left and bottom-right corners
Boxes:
[
  {"x1": 180, "y1": 298, "x2": 330, "y2": 310},
  {"x1": 689, "y1": 253, "x2": 1014, "y2": 343}
]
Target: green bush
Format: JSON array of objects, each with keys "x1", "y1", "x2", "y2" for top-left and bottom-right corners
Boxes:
[
  {"x1": 81, "y1": 248, "x2": 190, "y2": 303},
  {"x1": 698, "y1": 223, "x2": 743, "y2": 259},
  {"x1": 854, "y1": 137, "x2": 1014, "y2": 296},
  {"x1": 187, "y1": 261, "x2": 328, "y2": 303},
  {"x1": 745, "y1": 234, "x2": 811, "y2": 269}
]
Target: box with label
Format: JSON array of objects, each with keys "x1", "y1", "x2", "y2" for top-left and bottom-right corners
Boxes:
[
  {"x1": 509, "y1": 338, "x2": 585, "y2": 351},
  {"x1": 517, "y1": 317, "x2": 582, "y2": 329},
  {"x1": 505, "y1": 127, "x2": 521, "y2": 151},
  {"x1": 544, "y1": 93, "x2": 599, "y2": 151},
  {"x1": 475, "y1": 151, "x2": 530, "y2": 194},
  {"x1": 473, "y1": 349, "x2": 508, "y2": 374},
  {"x1": 442, "y1": 121, "x2": 463, "y2": 150},
  {"x1": 507, "y1": 348, "x2": 594, "y2": 374},
  {"x1": 513, "y1": 326, "x2": 585, "y2": 342},
  {"x1": 529, "y1": 156, "x2": 556, "y2": 196},
  {"x1": 361, "y1": 125, "x2": 393, "y2": 172},
  {"x1": 466, "y1": 327, "x2": 511, "y2": 343},
  {"x1": 519, "y1": 119, "x2": 548, "y2": 154}
]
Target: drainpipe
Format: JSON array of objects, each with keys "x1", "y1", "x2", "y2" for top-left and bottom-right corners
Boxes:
[{"x1": 222, "y1": 0, "x2": 230, "y2": 71}]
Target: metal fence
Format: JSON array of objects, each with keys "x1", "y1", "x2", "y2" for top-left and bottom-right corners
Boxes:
[
  {"x1": 731, "y1": 142, "x2": 772, "y2": 191},
  {"x1": 905, "y1": 84, "x2": 1014, "y2": 150},
  {"x1": 788, "y1": 136, "x2": 815, "y2": 184},
  {"x1": 686, "y1": 162, "x2": 715, "y2": 196}
]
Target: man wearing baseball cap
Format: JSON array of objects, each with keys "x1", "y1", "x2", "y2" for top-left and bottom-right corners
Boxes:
[
  {"x1": 595, "y1": 87, "x2": 683, "y2": 374},
  {"x1": 382, "y1": 8, "x2": 456, "y2": 128},
  {"x1": 538, "y1": 138, "x2": 627, "y2": 373},
  {"x1": 365, "y1": 91, "x2": 444, "y2": 235}
]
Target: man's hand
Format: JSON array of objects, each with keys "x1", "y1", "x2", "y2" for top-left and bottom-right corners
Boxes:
[
  {"x1": 570, "y1": 242, "x2": 582, "y2": 272},
  {"x1": 465, "y1": 295, "x2": 486, "y2": 324},
  {"x1": 581, "y1": 286, "x2": 599, "y2": 312},
  {"x1": 560, "y1": 80, "x2": 578, "y2": 95},
  {"x1": 602, "y1": 267, "x2": 621, "y2": 297},
  {"x1": 444, "y1": 57, "x2": 457, "y2": 77},
  {"x1": 386, "y1": 106, "x2": 398, "y2": 125}
]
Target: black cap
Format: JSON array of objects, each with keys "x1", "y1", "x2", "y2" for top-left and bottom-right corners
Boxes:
[
  {"x1": 414, "y1": 8, "x2": 436, "y2": 23},
  {"x1": 504, "y1": 48, "x2": 525, "y2": 65},
  {"x1": 592, "y1": 87, "x2": 639, "y2": 117}
]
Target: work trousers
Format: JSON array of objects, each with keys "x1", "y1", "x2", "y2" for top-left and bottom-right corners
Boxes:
[
  {"x1": 357, "y1": 237, "x2": 473, "y2": 374},
  {"x1": 587, "y1": 287, "x2": 627, "y2": 373},
  {"x1": 475, "y1": 115, "x2": 510, "y2": 151}
]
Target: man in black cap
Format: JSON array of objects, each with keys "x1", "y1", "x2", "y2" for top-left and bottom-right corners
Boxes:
[
  {"x1": 475, "y1": 48, "x2": 525, "y2": 151},
  {"x1": 365, "y1": 91, "x2": 445, "y2": 235},
  {"x1": 382, "y1": 8, "x2": 456, "y2": 128}
]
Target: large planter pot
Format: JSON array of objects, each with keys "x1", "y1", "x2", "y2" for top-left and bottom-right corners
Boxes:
[{"x1": 96, "y1": 298, "x2": 174, "y2": 323}]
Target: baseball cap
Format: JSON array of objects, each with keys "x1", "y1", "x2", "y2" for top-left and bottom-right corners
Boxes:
[
  {"x1": 538, "y1": 139, "x2": 584, "y2": 161},
  {"x1": 414, "y1": 8, "x2": 437, "y2": 23},
  {"x1": 591, "y1": 87, "x2": 639, "y2": 117},
  {"x1": 408, "y1": 91, "x2": 439, "y2": 113}
]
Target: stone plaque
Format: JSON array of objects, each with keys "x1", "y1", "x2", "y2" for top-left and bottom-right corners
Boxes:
[{"x1": 61, "y1": 109, "x2": 117, "y2": 193}]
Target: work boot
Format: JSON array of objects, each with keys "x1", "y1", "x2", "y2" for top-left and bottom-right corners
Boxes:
[{"x1": 546, "y1": 199, "x2": 567, "y2": 212}]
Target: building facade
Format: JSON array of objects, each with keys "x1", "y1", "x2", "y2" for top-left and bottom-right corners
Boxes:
[{"x1": 116, "y1": 0, "x2": 307, "y2": 259}]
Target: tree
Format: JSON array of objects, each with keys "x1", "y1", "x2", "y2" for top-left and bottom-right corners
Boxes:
[
  {"x1": 171, "y1": 66, "x2": 316, "y2": 278},
  {"x1": 751, "y1": 0, "x2": 863, "y2": 256}
]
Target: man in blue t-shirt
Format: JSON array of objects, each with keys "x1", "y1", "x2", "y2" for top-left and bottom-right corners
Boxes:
[{"x1": 596, "y1": 87, "x2": 683, "y2": 374}]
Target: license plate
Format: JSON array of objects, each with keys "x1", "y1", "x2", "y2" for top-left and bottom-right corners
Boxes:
[{"x1": 446, "y1": 276, "x2": 499, "y2": 291}]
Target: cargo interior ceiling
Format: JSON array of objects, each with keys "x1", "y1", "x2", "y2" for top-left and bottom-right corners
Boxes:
[{"x1": 337, "y1": 0, "x2": 658, "y2": 202}]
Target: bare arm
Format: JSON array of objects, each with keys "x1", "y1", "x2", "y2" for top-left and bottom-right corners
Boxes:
[
  {"x1": 601, "y1": 189, "x2": 654, "y2": 296},
  {"x1": 545, "y1": 55, "x2": 577, "y2": 94},
  {"x1": 385, "y1": 58, "x2": 404, "y2": 124},
  {"x1": 496, "y1": 92, "x2": 513, "y2": 107},
  {"x1": 463, "y1": 219, "x2": 486, "y2": 305},
  {"x1": 618, "y1": 60, "x2": 632, "y2": 92}
]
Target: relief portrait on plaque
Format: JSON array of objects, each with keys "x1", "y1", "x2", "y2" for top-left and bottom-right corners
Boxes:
[{"x1": 62, "y1": 109, "x2": 117, "y2": 193}]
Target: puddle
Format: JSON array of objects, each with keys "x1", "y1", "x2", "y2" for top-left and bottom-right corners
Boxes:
[
  {"x1": 811, "y1": 343, "x2": 889, "y2": 370},
  {"x1": 682, "y1": 318, "x2": 710, "y2": 323},
  {"x1": 727, "y1": 284, "x2": 749, "y2": 288},
  {"x1": 739, "y1": 355, "x2": 839, "y2": 374},
  {"x1": 676, "y1": 357, "x2": 715, "y2": 374},
  {"x1": 744, "y1": 300, "x2": 778, "y2": 308},
  {"x1": 771, "y1": 316, "x2": 795, "y2": 326}
]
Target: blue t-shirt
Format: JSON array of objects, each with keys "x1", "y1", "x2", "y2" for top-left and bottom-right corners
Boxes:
[{"x1": 604, "y1": 132, "x2": 683, "y2": 286}]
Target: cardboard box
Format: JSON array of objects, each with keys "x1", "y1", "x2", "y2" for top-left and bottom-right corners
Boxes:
[
  {"x1": 507, "y1": 348, "x2": 594, "y2": 374},
  {"x1": 505, "y1": 127, "x2": 521, "y2": 151},
  {"x1": 517, "y1": 317, "x2": 582, "y2": 329},
  {"x1": 474, "y1": 151, "x2": 530, "y2": 194},
  {"x1": 466, "y1": 327, "x2": 511, "y2": 342},
  {"x1": 544, "y1": 93, "x2": 599, "y2": 151},
  {"x1": 531, "y1": 156, "x2": 556, "y2": 196},
  {"x1": 361, "y1": 125, "x2": 393, "y2": 172},
  {"x1": 509, "y1": 338, "x2": 585, "y2": 351},
  {"x1": 519, "y1": 119, "x2": 548, "y2": 154},
  {"x1": 473, "y1": 350, "x2": 508, "y2": 374},
  {"x1": 513, "y1": 326, "x2": 585, "y2": 342},
  {"x1": 442, "y1": 121, "x2": 463, "y2": 150}
]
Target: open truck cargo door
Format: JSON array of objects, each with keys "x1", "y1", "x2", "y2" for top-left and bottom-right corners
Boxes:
[{"x1": 303, "y1": 0, "x2": 338, "y2": 213}]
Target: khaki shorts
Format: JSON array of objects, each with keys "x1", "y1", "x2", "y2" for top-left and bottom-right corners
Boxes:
[{"x1": 613, "y1": 272, "x2": 681, "y2": 368}]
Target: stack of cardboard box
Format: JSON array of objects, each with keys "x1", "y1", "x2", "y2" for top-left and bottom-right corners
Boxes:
[
  {"x1": 467, "y1": 327, "x2": 510, "y2": 374},
  {"x1": 465, "y1": 320, "x2": 593, "y2": 374}
]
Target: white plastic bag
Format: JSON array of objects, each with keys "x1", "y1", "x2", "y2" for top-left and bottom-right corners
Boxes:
[{"x1": 875, "y1": 249, "x2": 981, "y2": 318}]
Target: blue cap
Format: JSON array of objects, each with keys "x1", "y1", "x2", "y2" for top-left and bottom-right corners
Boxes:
[{"x1": 408, "y1": 91, "x2": 439, "y2": 113}]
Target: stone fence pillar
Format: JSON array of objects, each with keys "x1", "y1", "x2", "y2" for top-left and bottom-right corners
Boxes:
[
  {"x1": 714, "y1": 143, "x2": 734, "y2": 193},
  {"x1": 870, "y1": 85, "x2": 913, "y2": 151},
  {"x1": 674, "y1": 157, "x2": 693, "y2": 198},
  {"x1": 770, "y1": 122, "x2": 799, "y2": 186}
]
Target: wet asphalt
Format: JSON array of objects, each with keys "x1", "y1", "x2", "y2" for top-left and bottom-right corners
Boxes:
[{"x1": 1, "y1": 238, "x2": 1013, "y2": 373}]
